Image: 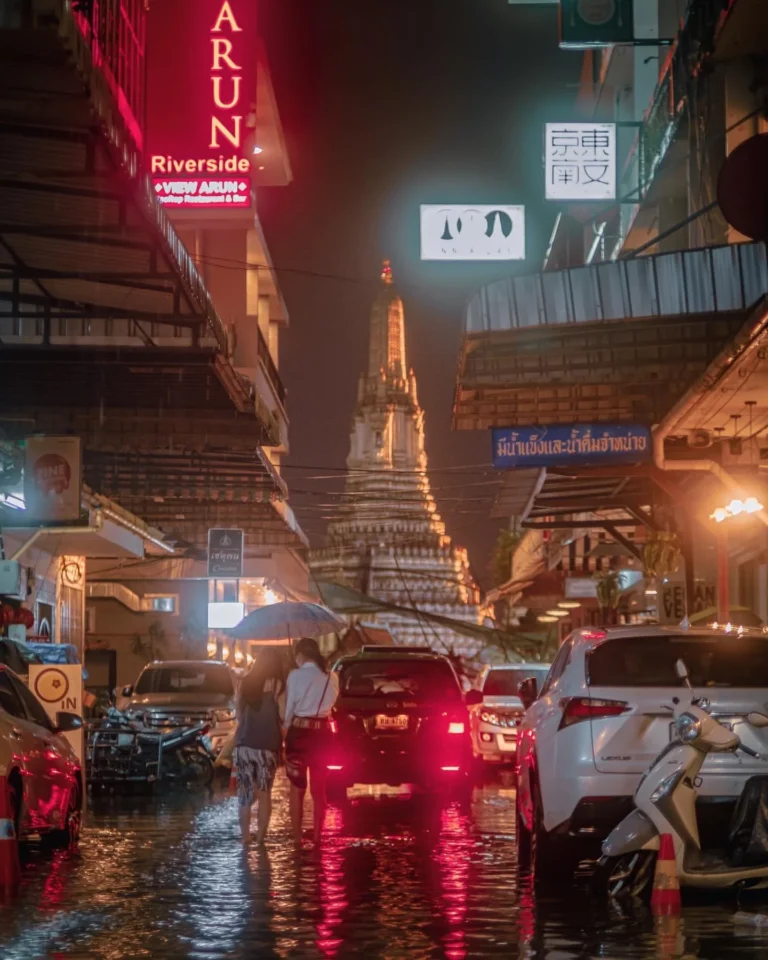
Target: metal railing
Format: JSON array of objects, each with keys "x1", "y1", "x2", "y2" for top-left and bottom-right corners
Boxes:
[
  {"x1": 257, "y1": 327, "x2": 287, "y2": 410},
  {"x1": 466, "y1": 241, "x2": 768, "y2": 333}
]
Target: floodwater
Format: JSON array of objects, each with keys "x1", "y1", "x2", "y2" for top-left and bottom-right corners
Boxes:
[{"x1": 2, "y1": 775, "x2": 768, "y2": 959}]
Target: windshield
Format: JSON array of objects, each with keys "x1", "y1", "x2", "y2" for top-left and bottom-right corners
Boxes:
[
  {"x1": 338, "y1": 660, "x2": 461, "y2": 702},
  {"x1": 135, "y1": 664, "x2": 233, "y2": 696},
  {"x1": 588, "y1": 635, "x2": 768, "y2": 688},
  {"x1": 482, "y1": 667, "x2": 551, "y2": 697}
]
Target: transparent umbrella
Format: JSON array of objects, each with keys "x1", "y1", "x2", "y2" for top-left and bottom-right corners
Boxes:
[{"x1": 226, "y1": 601, "x2": 345, "y2": 642}]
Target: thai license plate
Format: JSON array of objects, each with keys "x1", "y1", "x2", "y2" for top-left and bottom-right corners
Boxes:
[{"x1": 375, "y1": 714, "x2": 408, "y2": 731}]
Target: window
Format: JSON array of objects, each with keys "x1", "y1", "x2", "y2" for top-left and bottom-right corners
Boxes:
[
  {"x1": 135, "y1": 664, "x2": 233, "y2": 696},
  {"x1": 338, "y1": 660, "x2": 461, "y2": 702},
  {"x1": 588, "y1": 635, "x2": 768, "y2": 688},
  {"x1": 483, "y1": 666, "x2": 551, "y2": 697},
  {"x1": 0, "y1": 673, "x2": 26, "y2": 720},
  {"x1": 540, "y1": 638, "x2": 574, "y2": 696},
  {"x1": 140, "y1": 595, "x2": 178, "y2": 614},
  {"x1": 10, "y1": 675, "x2": 52, "y2": 731}
]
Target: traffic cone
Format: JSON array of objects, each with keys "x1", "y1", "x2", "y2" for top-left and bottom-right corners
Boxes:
[
  {"x1": 651, "y1": 834, "x2": 681, "y2": 915},
  {"x1": 0, "y1": 780, "x2": 21, "y2": 892}
]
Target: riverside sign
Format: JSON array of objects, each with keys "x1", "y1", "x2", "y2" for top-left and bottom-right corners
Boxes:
[
  {"x1": 492, "y1": 424, "x2": 652, "y2": 469},
  {"x1": 146, "y1": 0, "x2": 258, "y2": 211}
]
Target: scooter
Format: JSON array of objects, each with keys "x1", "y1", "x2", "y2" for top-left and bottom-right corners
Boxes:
[{"x1": 596, "y1": 658, "x2": 768, "y2": 896}]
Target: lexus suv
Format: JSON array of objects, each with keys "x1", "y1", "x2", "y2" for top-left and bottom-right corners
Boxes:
[
  {"x1": 326, "y1": 646, "x2": 481, "y2": 798},
  {"x1": 516, "y1": 626, "x2": 768, "y2": 881},
  {"x1": 470, "y1": 662, "x2": 551, "y2": 764},
  {"x1": 122, "y1": 660, "x2": 236, "y2": 754}
]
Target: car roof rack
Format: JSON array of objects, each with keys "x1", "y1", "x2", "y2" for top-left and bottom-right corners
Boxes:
[{"x1": 360, "y1": 645, "x2": 433, "y2": 654}]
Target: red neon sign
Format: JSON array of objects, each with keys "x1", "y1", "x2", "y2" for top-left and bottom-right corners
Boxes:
[{"x1": 146, "y1": 0, "x2": 257, "y2": 212}]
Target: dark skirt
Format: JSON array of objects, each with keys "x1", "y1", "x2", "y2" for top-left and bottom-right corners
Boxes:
[{"x1": 285, "y1": 722, "x2": 331, "y2": 789}]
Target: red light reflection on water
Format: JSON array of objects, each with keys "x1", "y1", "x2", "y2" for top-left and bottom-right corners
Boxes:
[
  {"x1": 435, "y1": 804, "x2": 471, "y2": 960},
  {"x1": 315, "y1": 805, "x2": 347, "y2": 957}
]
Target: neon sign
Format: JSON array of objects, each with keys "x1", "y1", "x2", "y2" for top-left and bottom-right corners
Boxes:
[{"x1": 146, "y1": 0, "x2": 257, "y2": 212}]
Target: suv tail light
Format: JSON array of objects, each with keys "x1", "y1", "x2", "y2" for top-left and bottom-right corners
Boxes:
[
  {"x1": 448, "y1": 722, "x2": 465, "y2": 735},
  {"x1": 558, "y1": 697, "x2": 630, "y2": 729}
]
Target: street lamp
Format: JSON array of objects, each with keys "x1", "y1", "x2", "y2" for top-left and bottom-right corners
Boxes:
[{"x1": 710, "y1": 497, "x2": 764, "y2": 522}]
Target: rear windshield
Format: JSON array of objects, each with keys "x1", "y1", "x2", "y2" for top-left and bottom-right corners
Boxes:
[
  {"x1": 589, "y1": 635, "x2": 768, "y2": 688},
  {"x1": 482, "y1": 667, "x2": 550, "y2": 696},
  {"x1": 338, "y1": 659, "x2": 461, "y2": 701},
  {"x1": 135, "y1": 664, "x2": 233, "y2": 696}
]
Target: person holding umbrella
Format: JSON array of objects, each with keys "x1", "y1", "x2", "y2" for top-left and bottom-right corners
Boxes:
[{"x1": 284, "y1": 637, "x2": 339, "y2": 844}]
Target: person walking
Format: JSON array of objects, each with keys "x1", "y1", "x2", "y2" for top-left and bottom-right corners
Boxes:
[
  {"x1": 233, "y1": 648, "x2": 285, "y2": 846},
  {"x1": 284, "y1": 637, "x2": 339, "y2": 843}
]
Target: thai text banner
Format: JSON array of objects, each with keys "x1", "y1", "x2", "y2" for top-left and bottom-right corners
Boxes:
[{"x1": 492, "y1": 424, "x2": 652, "y2": 469}]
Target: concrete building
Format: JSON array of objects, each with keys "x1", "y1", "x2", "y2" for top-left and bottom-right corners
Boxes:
[{"x1": 311, "y1": 263, "x2": 487, "y2": 660}]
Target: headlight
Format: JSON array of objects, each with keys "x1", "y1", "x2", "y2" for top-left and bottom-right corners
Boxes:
[
  {"x1": 214, "y1": 709, "x2": 236, "y2": 724},
  {"x1": 675, "y1": 713, "x2": 701, "y2": 744},
  {"x1": 480, "y1": 710, "x2": 500, "y2": 725}
]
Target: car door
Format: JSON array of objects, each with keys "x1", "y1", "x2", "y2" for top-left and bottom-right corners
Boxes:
[
  {"x1": 0, "y1": 670, "x2": 51, "y2": 832},
  {"x1": 9, "y1": 672, "x2": 76, "y2": 830}
]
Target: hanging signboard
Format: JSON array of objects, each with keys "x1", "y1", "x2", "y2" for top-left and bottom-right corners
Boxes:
[
  {"x1": 545, "y1": 122, "x2": 617, "y2": 201},
  {"x1": 23, "y1": 436, "x2": 82, "y2": 523},
  {"x1": 492, "y1": 424, "x2": 651, "y2": 470},
  {"x1": 420, "y1": 205, "x2": 525, "y2": 261},
  {"x1": 559, "y1": 0, "x2": 634, "y2": 48},
  {"x1": 207, "y1": 528, "x2": 244, "y2": 578},
  {"x1": 146, "y1": 0, "x2": 259, "y2": 212},
  {"x1": 29, "y1": 664, "x2": 84, "y2": 765}
]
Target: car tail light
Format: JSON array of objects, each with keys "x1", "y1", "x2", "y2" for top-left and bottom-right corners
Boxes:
[
  {"x1": 448, "y1": 722, "x2": 465, "y2": 735},
  {"x1": 580, "y1": 629, "x2": 607, "y2": 642},
  {"x1": 558, "y1": 697, "x2": 630, "y2": 729},
  {"x1": 441, "y1": 765, "x2": 460, "y2": 772},
  {"x1": 327, "y1": 764, "x2": 343, "y2": 771}
]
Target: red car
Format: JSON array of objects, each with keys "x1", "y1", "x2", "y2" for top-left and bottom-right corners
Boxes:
[{"x1": 0, "y1": 664, "x2": 83, "y2": 849}]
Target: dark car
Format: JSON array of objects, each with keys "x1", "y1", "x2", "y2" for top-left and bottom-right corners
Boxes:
[{"x1": 326, "y1": 646, "x2": 481, "y2": 798}]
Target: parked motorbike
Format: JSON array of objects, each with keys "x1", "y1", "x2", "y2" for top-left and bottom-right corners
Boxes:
[
  {"x1": 596, "y1": 658, "x2": 768, "y2": 896},
  {"x1": 87, "y1": 706, "x2": 216, "y2": 788}
]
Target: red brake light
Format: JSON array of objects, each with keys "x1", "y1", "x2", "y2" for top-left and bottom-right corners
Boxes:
[
  {"x1": 448, "y1": 722, "x2": 465, "y2": 735},
  {"x1": 558, "y1": 697, "x2": 629, "y2": 729},
  {"x1": 580, "y1": 629, "x2": 607, "y2": 641}
]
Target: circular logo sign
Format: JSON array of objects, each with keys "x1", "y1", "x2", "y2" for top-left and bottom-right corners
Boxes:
[
  {"x1": 577, "y1": 0, "x2": 616, "y2": 26},
  {"x1": 33, "y1": 667, "x2": 70, "y2": 704}
]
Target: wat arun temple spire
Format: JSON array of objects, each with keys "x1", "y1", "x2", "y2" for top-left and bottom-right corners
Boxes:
[{"x1": 311, "y1": 262, "x2": 486, "y2": 658}]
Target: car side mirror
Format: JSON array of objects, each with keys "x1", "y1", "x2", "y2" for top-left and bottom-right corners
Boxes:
[
  {"x1": 518, "y1": 677, "x2": 539, "y2": 710},
  {"x1": 465, "y1": 690, "x2": 483, "y2": 707},
  {"x1": 55, "y1": 711, "x2": 83, "y2": 734},
  {"x1": 748, "y1": 712, "x2": 768, "y2": 728},
  {"x1": 121, "y1": 685, "x2": 133, "y2": 697}
]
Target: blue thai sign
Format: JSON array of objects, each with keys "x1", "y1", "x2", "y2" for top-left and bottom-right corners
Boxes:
[{"x1": 492, "y1": 424, "x2": 652, "y2": 470}]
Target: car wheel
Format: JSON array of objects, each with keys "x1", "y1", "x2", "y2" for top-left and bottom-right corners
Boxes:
[
  {"x1": 593, "y1": 851, "x2": 655, "y2": 900},
  {"x1": 7, "y1": 774, "x2": 21, "y2": 843},
  {"x1": 515, "y1": 801, "x2": 532, "y2": 868},
  {"x1": 530, "y1": 782, "x2": 561, "y2": 888},
  {"x1": 45, "y1": 785, "x2": 81, "y2": 850}
]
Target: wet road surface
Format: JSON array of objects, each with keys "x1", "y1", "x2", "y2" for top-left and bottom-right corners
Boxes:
[{"x1": 3, "y1": 774, "x2": 768, "y2": 959}]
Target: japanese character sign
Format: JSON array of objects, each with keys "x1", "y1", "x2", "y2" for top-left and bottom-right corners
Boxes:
[{"x1": 545, "y1": 122, "x2": 616, "y2": 201}]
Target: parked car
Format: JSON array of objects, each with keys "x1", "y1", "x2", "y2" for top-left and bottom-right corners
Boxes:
[
  {"x1": 515, "y1": 626, "x2": 768, "y2": 882},
  {"x1": 326, "y1": 645, "x2": 481, "y2": 799},
  {"x1": 470, "y1": 662, "x2": 551, "y2": 764},
  {"x1": 122, "y1": 660, "x2": 236, "y2": 754},
  {"x1": 0, "y1": 664, "x2": 82, "y2": 849}
]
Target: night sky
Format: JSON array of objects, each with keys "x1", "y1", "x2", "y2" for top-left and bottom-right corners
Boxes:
[{"x1": 258, "y1": 0, "x2": 580, "y2": 588}]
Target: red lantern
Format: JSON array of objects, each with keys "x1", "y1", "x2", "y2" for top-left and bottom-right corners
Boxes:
[{"x1": 0, "y1": 604, "x2": 13, "y2": 626}]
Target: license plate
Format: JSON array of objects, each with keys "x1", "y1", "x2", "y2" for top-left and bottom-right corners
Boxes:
[{"x1": 375, "y1": 714, "x2": 408, "y2": 731}]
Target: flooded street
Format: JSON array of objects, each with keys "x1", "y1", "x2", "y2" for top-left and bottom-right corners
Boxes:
[{"x1": 2, "y1": 776, "x2": 768, "y2": 959}]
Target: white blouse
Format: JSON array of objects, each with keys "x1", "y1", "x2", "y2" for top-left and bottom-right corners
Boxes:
[{"x1": 284, "y1": 661, "x2": 339, "y2": 728}]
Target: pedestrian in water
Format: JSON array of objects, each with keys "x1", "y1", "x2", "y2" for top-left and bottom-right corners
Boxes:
[
  {"x1": 284, "y1": 637, "x2": 339, "y2": 843},
  {"x1": 233, "y1": 647, "x2": 285, "y2": 846}
]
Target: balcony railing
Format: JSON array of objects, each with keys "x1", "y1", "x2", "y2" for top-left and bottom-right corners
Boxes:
[
  {"x1": 257, "y1": 326, "x2": 287, "y2": 410},
  {"x1": 466, "y1": 241, "x2": 768, "y2": 333}
]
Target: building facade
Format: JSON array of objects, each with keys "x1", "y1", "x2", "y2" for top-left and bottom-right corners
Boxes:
[{"x1": 311, "y1": 263, "x2": 486, "y2": 659}]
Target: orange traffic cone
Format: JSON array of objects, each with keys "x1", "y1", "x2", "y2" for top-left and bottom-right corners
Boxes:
[
  {"x1": 0, "y1": 780, "x2": 21, "y2": 892},
  {"x1": 651, "y1": 834, "x2": 681, "y2": 915}
]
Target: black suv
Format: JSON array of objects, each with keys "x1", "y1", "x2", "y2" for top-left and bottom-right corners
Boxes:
[{"x1": 326, "y1": 646, "x2": 480, "y2": 797}]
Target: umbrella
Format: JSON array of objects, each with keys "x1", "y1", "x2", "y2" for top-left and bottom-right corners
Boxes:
[{"x1": 227, "y1": 601, "x2": 345, "y2": 642}]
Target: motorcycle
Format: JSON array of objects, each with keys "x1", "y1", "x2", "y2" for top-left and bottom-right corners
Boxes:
[
  {"x1": 87, "y1": 706, "x2": 216, "y2": 788},
  {"x1": 596, "y1": 658, "x2": 768, "y2": 896}
]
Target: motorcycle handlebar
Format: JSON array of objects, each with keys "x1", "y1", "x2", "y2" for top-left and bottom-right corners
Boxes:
[{"x1": 739, "y1": 744, "x2": 761, "y2": 759}]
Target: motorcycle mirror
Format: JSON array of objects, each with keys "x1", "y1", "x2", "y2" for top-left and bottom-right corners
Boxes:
[
  {"x1": 675, "y1": 659, "x2": 692, "y2": 687},
  {"x1": 747, "y1": 712, "x2": 768, "y2": 728}
]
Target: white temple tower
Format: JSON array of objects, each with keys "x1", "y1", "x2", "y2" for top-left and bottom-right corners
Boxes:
[{"x1": 310, "y1": 261, "x2": 485, "y2": 658}]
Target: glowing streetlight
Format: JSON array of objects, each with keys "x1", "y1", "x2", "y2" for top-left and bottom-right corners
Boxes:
[{"x1": 710, "y1": 496, "x2": 764, "y2": 522}]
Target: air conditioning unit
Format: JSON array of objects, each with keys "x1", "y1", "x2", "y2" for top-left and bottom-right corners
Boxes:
[{"x1": 0, "y1": 560, "x2": 28, "y2": 600}]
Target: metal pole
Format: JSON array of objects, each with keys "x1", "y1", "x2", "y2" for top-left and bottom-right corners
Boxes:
[{"x1": 717, "y1": 526, "x2": 730, "y2": 623}]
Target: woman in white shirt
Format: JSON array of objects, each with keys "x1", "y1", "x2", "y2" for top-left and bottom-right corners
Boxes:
[{"x1": 284, "y1": 637, "x2": 339, "y2": 843}]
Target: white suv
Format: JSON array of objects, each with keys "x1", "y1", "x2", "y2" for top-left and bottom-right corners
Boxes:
[
  {"x1": 516, "y1": 626, "x2": 768, "y2": 880},
  {"x1": 470, "y1": 663, "x2": 551, "y2": 764}
]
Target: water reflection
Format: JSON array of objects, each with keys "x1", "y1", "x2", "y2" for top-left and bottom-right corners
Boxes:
[{"x1": 2, "y1": 778, "x2": 768, "y2": 958}]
